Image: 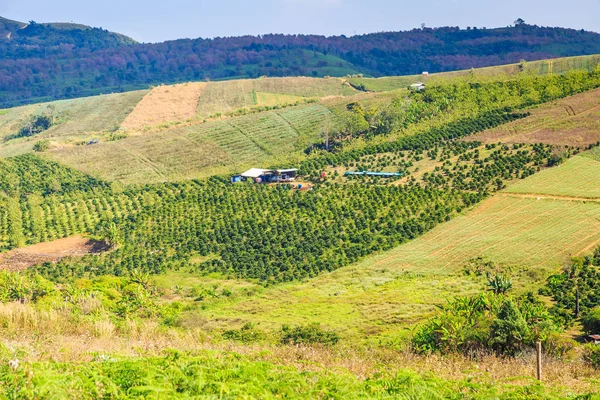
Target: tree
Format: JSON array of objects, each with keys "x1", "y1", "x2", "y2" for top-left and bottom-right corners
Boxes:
[
  {"x1": 487, "y1": 273, "x2": 513, "y2": 294},
  {"x1": 490, "y1": 300, "x2": 529, "y2": 355},
  {"x1": 514, "y1": 18, "x2": 526, "y2": 26},
  {"x1": 582, "y1": 308, "x2": 600, "y2": 334}
]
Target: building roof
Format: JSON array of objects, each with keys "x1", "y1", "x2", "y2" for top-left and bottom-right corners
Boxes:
[
  {"x1": 277, "y1": 169, "x2": 298, "y2": 173},
  {"x1": 241, "y1": 168, "x2": 270, "y2": 178}
]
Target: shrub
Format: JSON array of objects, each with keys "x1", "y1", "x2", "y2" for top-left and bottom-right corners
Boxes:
[
  {"x1": 543, "y1": 333, "x2": 577, "y2": 360},
  {"x1": 582, "y1": 308, "x2": 600, "y2": 334},
  {"x1": 486, "y1": 273, "x2": 513, "y2": 294},
  {"x1": 223, "y1": 323, "x2": 265, "y2": 343},
  {"x1": 280, "y1": 323, "x2": 339, "y2": 346},
  {"x1": 582, "y1": 344, "x2": 600, "y2": 369},
  {"x1": 19, "y1": 115, "x2": 52, "y2": 138},
  {"x1": 33, "y1": 140, "x2": 50, "y2": 152}
]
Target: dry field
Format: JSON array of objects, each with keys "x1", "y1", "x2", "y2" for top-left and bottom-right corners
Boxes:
[
  {"x1": 468, "y1": 87, "x2": 600, "y2": 147},
  {"x1": 196, "y1": 77, "x2": 356, "y2": 117},
  {"x1": 121, "y1": 82, "x2": 206, "y2": 130},
  {"x1": 0, "y1": 235, "x2": 108, "y2": 271},
  {"x1": 48, "y1": 104, "x2": 332, "y2": 183}
]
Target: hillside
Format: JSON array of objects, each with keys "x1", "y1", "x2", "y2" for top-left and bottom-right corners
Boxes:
[
  {"x1": 3, "y1": 19, "x2": 600, "y2": 106},
  {"x1": 0, "y1": 59, "x2": 600, "y2": 397}
]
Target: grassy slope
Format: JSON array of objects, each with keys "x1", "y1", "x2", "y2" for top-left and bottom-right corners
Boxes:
[
  {"x1": 48, "y1": 104, "x2": 333, "y2": 183},
  {"x1": 196, "y1": 76, "x2": 357, "y2": 118},
  {"x1": 505, "y1": 155, "x2": 600, "y2": 199},
  {"x1": 350, "y1": 54, "x2": 600, "y2": 92},
  {"x1": 469, "y1": 86, "x2": 600, "y2": 147},
  {"x1": 173, "y1": 150, "x2": 600, "y2": 341},
  {"x1": 0, "y1": 90, "x2": 148, "y2": 156}
]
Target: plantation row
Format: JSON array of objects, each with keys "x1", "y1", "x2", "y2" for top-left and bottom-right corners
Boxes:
[
  {"x1": 299, "y1": 109, "x2": 530, "y2": 178},
  {"x1": 31, "y1": 182, "x2": 478, "y2": 282},
  {"x1": 0, "y1": 140, "x2": 574, "y2": 282},
  {"x1": 338, "y1": 142, "x2": 562, "y2": 193},
  {"x1": 301, "y1": 68, "x2": 600, "y2": 175}
]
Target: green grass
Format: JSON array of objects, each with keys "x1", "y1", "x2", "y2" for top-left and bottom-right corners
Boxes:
[
  {"x1": 0, "y1": 90, "x2": 149, "y2": 156},
  {"x1": 349, "y1": 54, "x2": 600, "y2": 92},
  {"x1": 1, "y1": 350, "x2": 585, "y2": 399},
  {"x1": 196, "y1": 77, "x2": 356, "y2": 118},
  {"x1": 505, "y1": 154, "x2": 600, "y2": 199},
  {"x1": 47, "y1": 103, "x2": 332, "y2": 183}
]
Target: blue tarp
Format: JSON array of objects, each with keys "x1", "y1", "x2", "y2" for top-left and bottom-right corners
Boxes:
[{"x1": 344, "y1": 171, "x2": 403, "y2": 177}]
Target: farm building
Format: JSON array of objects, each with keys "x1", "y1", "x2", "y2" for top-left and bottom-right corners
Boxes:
[
  {"x1": 233, "y1": 168, "x2": 298, "y2": 183},
  {"x1": 409, "y1": 82, "x2": 426, "y2": 91}
]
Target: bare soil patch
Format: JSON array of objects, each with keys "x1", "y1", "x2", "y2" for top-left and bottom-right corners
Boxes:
[
  {"x1": 0, "y1": 235, "x2": 109, "y2": 271},
  {"x1": 468, "y1": 87, "x2": 600, "y2": 147},
  {"x1": 121, "y1": 82, "x2": 206, "y2": 130}
]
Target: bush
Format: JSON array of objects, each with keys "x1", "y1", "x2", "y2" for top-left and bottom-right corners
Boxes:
[
  {"x1": 413, "y1": 293, "x2": 559, "y2": 356},
  {"x1": 543, "y1": 333, "x2": 577, "y2": 360},
  {"x1": 582, "y1": 308, "x2": 600, "y2": 334},
  {"x1": 223, "y1": 323, "x2": 265, "y2": 343},
  {"x1": 33, "y1": 140, "x2": 50, "y2": 152},
  {"x1": 280, "y1": 323, "x2": 339, "y2": 346},
  {"x1": 582, "y1": 344, "x2": 600, "y2": 369},
  {"x1": 18, "y1": 115, "x2": 52, "y2": 137}
]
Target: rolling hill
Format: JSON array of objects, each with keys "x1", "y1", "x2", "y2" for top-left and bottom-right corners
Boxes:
[
  {"x1": 3, "y1": 17, "x2": 600, "y2": 106},
  {"x1": 0, "y1": 56, "x2": 600, "y2": 397}
]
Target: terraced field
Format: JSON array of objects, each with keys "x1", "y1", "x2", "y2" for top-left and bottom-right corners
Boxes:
[
  {"x1": 196, "y1": 77, "x2": 356, "y2": 117},
  {"x1": 48, "y1": 104, "x2": 332, "y2": 183},
  {"x1": 0, "y1": 90, "x2": 148, "y2": 140},
  {"x1": 469, "y1": 87, "x2": 600, "y2": 147}
]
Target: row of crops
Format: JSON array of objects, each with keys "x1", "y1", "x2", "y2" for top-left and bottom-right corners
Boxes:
[
  {"x1": 0, "y1": 120, "x2": 566, "y2": 284},
  {"x1": 3, "y1": 69, "x2": 600, "y2": 283}
]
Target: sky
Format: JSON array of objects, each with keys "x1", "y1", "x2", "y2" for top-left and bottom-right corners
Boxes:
[{"x1": 1, "y1": 0, "x2": 599, "y2": 43}]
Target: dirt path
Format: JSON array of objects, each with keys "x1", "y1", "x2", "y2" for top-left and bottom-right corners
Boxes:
[
  {"x1": 499, "y1": 192, "x2": 600, "y2": 203},
  {"x1": 0, "y1": 236, "x2": 109, "y2": 271}
]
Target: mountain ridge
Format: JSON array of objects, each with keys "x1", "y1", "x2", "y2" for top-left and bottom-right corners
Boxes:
[{"x1": 2, "y1": 19, "x2": 600, "y2": 107}]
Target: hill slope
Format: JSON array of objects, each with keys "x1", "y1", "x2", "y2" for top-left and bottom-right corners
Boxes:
[{"x1": 3, "y1": 20, "x2": 600, "y2": 106}]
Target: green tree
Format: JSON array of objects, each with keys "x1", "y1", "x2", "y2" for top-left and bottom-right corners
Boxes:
[{"x1": 490, "y1": 300, "x2": 529, "y2": 355}]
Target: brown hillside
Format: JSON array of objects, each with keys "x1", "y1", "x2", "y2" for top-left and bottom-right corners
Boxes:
[
  {"x1": 468, "y1": 87, "x2": 600, "y2": 147},
  {"x1": 121, "y1": 82, "x2": 206, "y2": 130}
]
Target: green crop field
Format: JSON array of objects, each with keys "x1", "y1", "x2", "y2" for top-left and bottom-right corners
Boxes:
[
  {"x1": 48, "y1": 103, "x2": 332, "y2": 183},
  {"x1": 505, "y1": 154, "x2": 600, "y2": 199},
  {"x1": 196, "y1": 76, "x2": 357, "y2": 117}
]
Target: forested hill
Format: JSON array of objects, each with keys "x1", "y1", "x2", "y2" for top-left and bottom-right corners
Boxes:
[{"x1": 2, "y1": 19, "x2": 600, "y2": 107}]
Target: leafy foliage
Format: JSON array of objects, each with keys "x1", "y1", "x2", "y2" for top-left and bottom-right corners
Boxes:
[
  {"x1": 280, "y1": 323, "x2": 339, "y2": 346},
  {"x1": 582, "y1": 308, "x2": 600, "y2": 335},
  {"x1": 412, "y1": 292, "x2": 559, "y2": 355},
  {"x1": 583, "y1": 344, "x2": 600, "y2": 369},
  {"x1": 540, "y1": 247, "x2": 600, "y2": 325}
]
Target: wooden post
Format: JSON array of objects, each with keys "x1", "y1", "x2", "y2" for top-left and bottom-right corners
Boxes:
[{"x1": 536, "y1": 341, "x2": 542, "y2": 381}]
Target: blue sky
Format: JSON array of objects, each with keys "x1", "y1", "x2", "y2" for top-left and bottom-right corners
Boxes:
[{"x1": 1, "y1": 0, "x2": 599, "y2": 43}]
